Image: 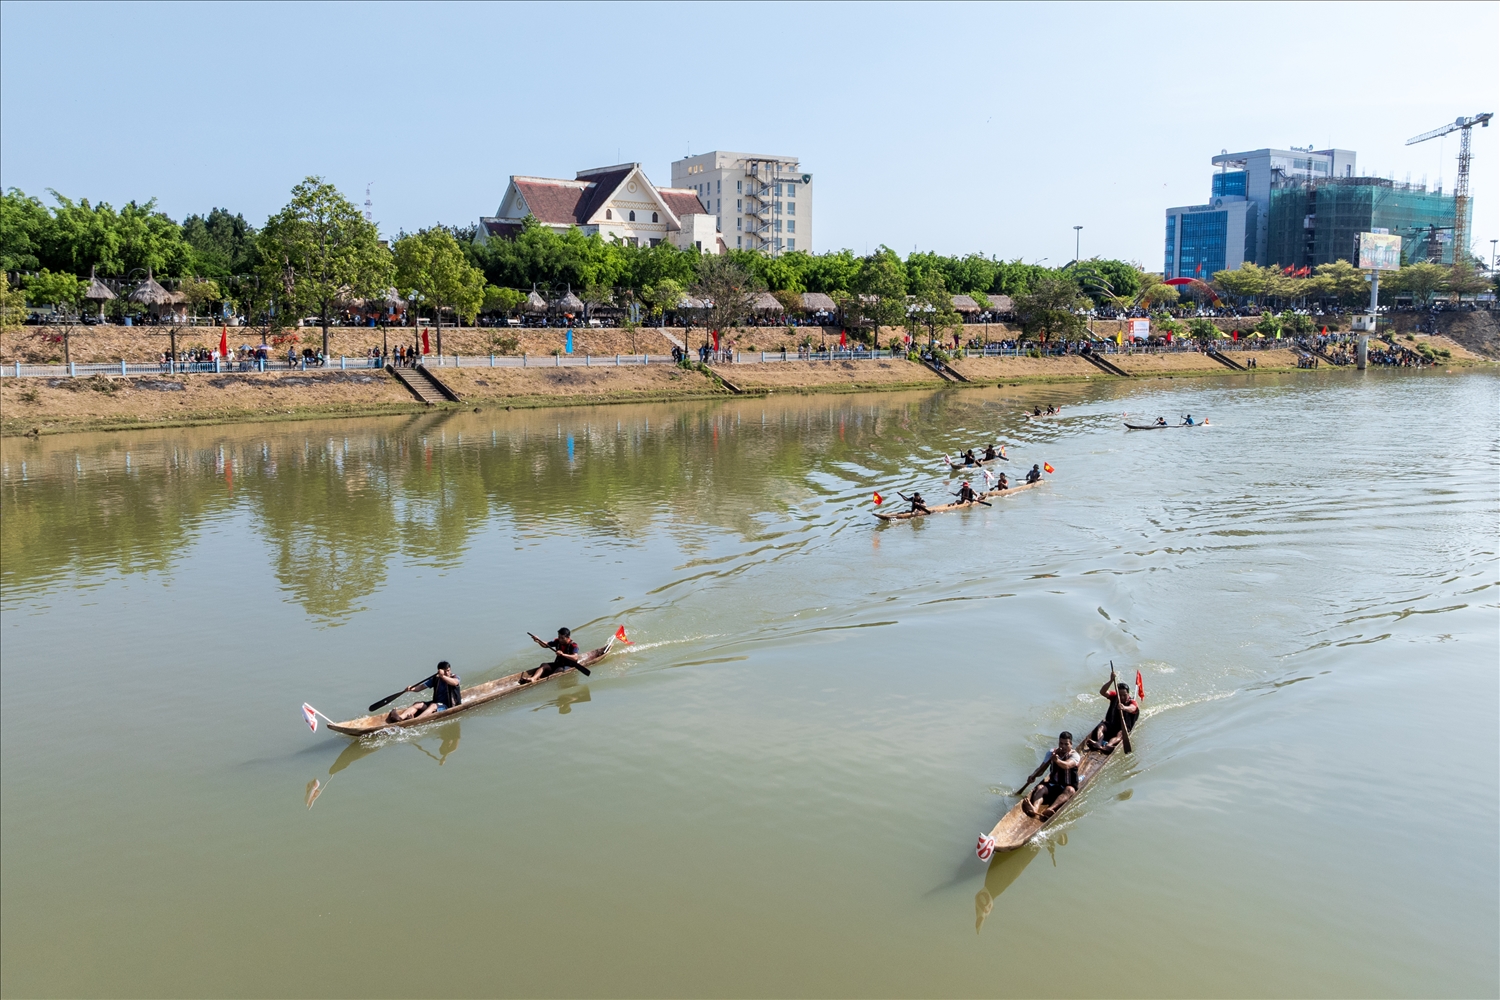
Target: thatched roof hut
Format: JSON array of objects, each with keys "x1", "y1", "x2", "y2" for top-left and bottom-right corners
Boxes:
[
  {"x1": 749, "y1": 291, "x2": 782, "y2": 312},
  {"x1": 556, "y1": 290, "x2": 584, "y2": 313},
  {"x1": 525, "y1": 289, "x2": 549, "y2": 312},
  {"x1": 951, "y1": 294, "x2": 981, "y2": 314},
  {"x1": 129, "y1": 270, "x2": 173, "y2": 306},
  {"x1": 801, "y1": 292, "x2": 837, "y2": 313},
  {"x1": 988, "y1": 294, "x2": 1015, "y2": 315},
  {"x1": 84, "y1": 266, "x2": 115, "y2": 302}
]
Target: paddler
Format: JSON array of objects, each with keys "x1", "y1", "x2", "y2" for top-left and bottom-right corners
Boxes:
[
  {"x1": 962, "y1": 448, "x2": 978, "y2": 466},
  {"x1": 1025, "y1": 464, "x2": 1042, "y2": 484},
  {"x1": 993, "y1": 471, "x2": 1009, "y2": 491},
  {"x1": 1182, "y1": 414, "x2": 1195, "y2": 426},
  {"x1": 385, "y1": 661, "x2": 462, "y2": 723},
  {"x1": 900, "y1": 491, "x2": 931, "y2": 515},
  {"x1": 522, "y1": 627, "x2": 582, "y2": 684},
  {"x1": 1154, "y1": 416, "x2": 1167, "y2": 426},
  {"x1": 1032, "y1": 406, "x2": 1042, "y2": 416},
  {"x1": 1045, "y1": 404, "x2": 1056, "y2": 415},
  {"x1": 1083, "y1": 670, "x2": 1139, "y2": 755},
  {"x1": 954, "y1": 481, "x2": 979, "y2": 504},
  {"x1": 1019, "y1": 731, "x2": 1080, "y2": 820},
  {"x1": 982, "y1": 444, "x2": 997, "y2": 461}
]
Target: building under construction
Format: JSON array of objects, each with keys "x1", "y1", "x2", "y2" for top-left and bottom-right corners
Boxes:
[{"x1": 1264, "y1": 176, "x2": 1466, "y2": 269}]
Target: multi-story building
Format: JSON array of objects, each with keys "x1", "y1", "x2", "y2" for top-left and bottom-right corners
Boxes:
[
  {"x1": 670, "y1": 151, "x2": 812, "y2": 254},
  {"x1": 1165, "y1": 144, "x2": 1465, "y2": 275},
  {"x1": 477, "y1": 163, "x2": 721, "y2": 253}
]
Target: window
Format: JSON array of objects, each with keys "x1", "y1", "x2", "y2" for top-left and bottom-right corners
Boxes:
[
  {"x1": 737, "y1": 218, "x2": 742, "y2": 230},
  {"x1": 787, "y1": 239, "x2": 794, "y2": 251},
  {"x1": 774, "y1": 184, "x2": 782, "y2": 196},
  {"x1": 737, "y1": 235, "x2": 742, "y2": 247},
  {"x1": 775, "y1": 220, "x2": 782, "y2": 232},
  {"x1": 787, "y1": 220, "x2": 795, "y2": 233},
  {"x1": 775, "y1": 201, "x2": 782, "y2": 212},
  {"x1": 650, "y1": 238, "x2": 661, "y2": 247},
  {"x1": 606, "y1": 209, "x2": 612, "y2": 219},
  {"x1": 716, "y1": 180, "x2": 721, "y2": 194},
  {"x1": 1164, "y1": 215, "x2": 1176, "y2": 277},
  {"x1": 736, "y1": 199, "x2": 741, "y2": 211},
  {"x1": 736, "y1": 181, "x2": 742, "y2": 194},
  {"x1": 629, "y1": 210, "x2": 636, "y2": 221},
  {"x1": 787, "y1": 201, "x2": 795, "y2": 215},
  {"x1": 1177, "y1": 211, "x2": 1227, "y2": 278},
  {"x1": 651, "y1": 212, "x2": 658, "y2": 223}
]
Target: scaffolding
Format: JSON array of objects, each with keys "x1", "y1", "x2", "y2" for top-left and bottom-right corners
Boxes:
[
  {"x1": 741, "y1": 157, "x2": 787, "y2": 256},
  {"x1": 1266, "y1": 177, "x2": 1467, "y2": 268}
]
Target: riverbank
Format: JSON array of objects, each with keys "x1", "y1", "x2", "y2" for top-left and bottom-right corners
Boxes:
[{"x1": 2, "y1": 337, "x2": 1488, "y2": 437}]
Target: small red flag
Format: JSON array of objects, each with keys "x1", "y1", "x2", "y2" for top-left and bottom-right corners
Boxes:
[
  {"x1": 219, "y1": 326, "x2": 229, "y2": 358},
  {"x1": 1043, "y1": 462, "x2": 1054, "y2": 474},
  {"x1": 614, "y1": 625, "x2": 633, "y2": 645},
  {"x1": 873, "y1": 491, "x2": 883, "y2": 505},
  {"x1": 421, "y1": 329, "x2": 431, "y2": 354},
  {"x1": 840, "y1": 329, "x2": 847, "y2": 348},
  {"x1": 1136, "y1": 670, "x2": 1145, "y2": 701},
  {"x1": 712, "y1": 330, "x2": 720, "y2": 351}
]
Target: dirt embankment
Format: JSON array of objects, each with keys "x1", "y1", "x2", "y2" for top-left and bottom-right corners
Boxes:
[
  {"x1": 437, "y1": 364, "x2": 727, "y2": 407},
  {"x1": 715, "y1": 358, "x2": 944, "y2": 392}
]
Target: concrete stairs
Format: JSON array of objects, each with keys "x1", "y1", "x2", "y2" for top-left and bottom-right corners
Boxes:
[
  {"x1": 1205, "y1": 350, "x2": 1247, "y2": 371},
  {"x1": 388, "y1": 364, "x2": 460, "y2": 403},
  {"x1": 1080, "y1": 352, "x2": 1131, "y2": 377},
  {"x1": 923, "y1": 356, "x2": 971, "y2": 382}
]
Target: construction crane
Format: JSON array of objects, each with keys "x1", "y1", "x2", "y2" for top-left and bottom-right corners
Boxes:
[{"x1": 1406, "y1": 112, "x2": 1493, "y2": 266}]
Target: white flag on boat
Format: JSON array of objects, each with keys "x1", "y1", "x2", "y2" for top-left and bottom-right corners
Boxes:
[
  {"x1": 302, "y1": 703, "x2": 319, "y2": 732},
  {"x1": 976, "y1": 833, "x2": 997, "y2": 861}
]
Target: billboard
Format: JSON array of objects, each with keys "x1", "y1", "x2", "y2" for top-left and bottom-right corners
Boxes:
[
  {"x1": 1358, "y1": 232, "x2": 1402, "y2": 271},
  {"x1": 1128, "y1": 318, "x2": 1150, "y2": 339}
]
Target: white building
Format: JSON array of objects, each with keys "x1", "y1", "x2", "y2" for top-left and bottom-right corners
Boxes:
[
  {"x1": 478, "y1": 163, "x2": 722, "y2": 253},
  {"x1": 670, "y1": 151, "x2": 812, "y2": 255}
]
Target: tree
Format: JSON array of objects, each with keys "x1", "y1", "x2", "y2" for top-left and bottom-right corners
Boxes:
[
  {"x1": 1308, "y1": 260, "x2": 1366, "y2": 306},
  {"x1": 0, "y1": 188, "x2": 49, "y2": 270},
  {"x1": 179, "y1": 278, "x2": 223, "y2": 321},
  {"x1": 482, "y1": 285, "x2": 526, "y2": 317},
  {"x1": 691, "y1": 254, "x2": 761, "y2": 347},
  {"x1": 182, "y1": 208, "x2": 258, "y2": 277},
  {"x1": 846, "y1": 247, "x2": 907, "y2": 340},
  {"x1": 579, "y1": 281, "x2": 614, "y2": 322},
  {"x1": 1011, "y1": 273, "x2": 1087, "y2": 341},
  {"x1": 1187, "y1": 317, "x2": 1219, "y2": 343},
  {"x1": 1066, "y1": 258, "x2": 1142, "y2": 308},
  {"x1": 642, "y1": 278, "x2": 684, "y2": 327},
  {"x1": 23, "y1": 268, "x2": 85, "y2": 308},
  {"x1": 1385, "y1": 262, "x2": 1447, "y2": 305},
  {"x1": 1447, "y1": 261, "x2": 1490, "y2": 297},
  {"x1": 392, "y1": 227, "x2": 486, "y2": 356},
  {"x1": 0, "y1": 273, "x2": 28, "y2": 331},
  {"x1": 259, "y1": 177, "x2": 393, "y2": 357},
  {"x1": 1137, "y1": 271, "x2": 1180, "y2": 309},
  {"x1": 905, "y1": 269, "x2": 961, "y2": 347}
]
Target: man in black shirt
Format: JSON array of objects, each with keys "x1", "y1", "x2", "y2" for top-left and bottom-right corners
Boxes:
[
  {"x1": 523, "y1": 627, "x2": 583, "y2": 683},
  {"x1": 385, "y1": 661, "x2": 462, "y2": 723},
  {"x1": 1025, "y1": 464, "x2": 1042, "y2": 484},
  {"x1": 1019, "y1": 732, "x2": 1080, "y2": 820}
]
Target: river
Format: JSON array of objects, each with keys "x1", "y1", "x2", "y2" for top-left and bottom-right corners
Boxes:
[{"x1": 2, "y1": 369, "x2": 1496, "y2": 998}]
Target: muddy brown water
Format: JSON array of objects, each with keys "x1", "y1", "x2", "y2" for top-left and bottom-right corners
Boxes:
[{"x1": 2, "y1": 370, "x2": 1496, "y2": 997}]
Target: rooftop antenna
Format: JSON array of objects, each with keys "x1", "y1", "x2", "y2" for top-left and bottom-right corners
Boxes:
[{"x1": 364, "y1": 182, "x2": 373, "y2": 224}]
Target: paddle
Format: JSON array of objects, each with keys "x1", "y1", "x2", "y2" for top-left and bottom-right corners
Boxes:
[
  {"x1": 368, "y1": 682, "x2": 424, "y2": 713},
  {"x1": 1109, "y1": 662, "x2": 1133, "y2": 755},
  {"x1": 528, "y1": 632, "x2": 590, "y2": 677}
]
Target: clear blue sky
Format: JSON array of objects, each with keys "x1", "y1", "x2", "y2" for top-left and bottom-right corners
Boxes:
[{"x1": 2, "y1": 1, "x2": 1496, "y2": 268}]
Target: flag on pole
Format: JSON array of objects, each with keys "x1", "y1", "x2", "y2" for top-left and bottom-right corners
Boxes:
[
  {"x1": 421, "y1": 330, "x2": 431, "y2": 354},
  {"x1": 1135, "y1": 670, "x2": 1145, "y2": 701},
  {"x1": 219, "y1": 326, "x2": 229, "y2": 359},
  {"x1": 873, "y1": 491, "x2": 883, "y2": 505},
  {"x1": 614, "y1": 625, "x2": 633, "y2": 644},
  {"x1": 1043, "y1": 462, "x2": 1054, "y2": 474},
  {"x1": 976, "y1": 833, "x2": 997, "y2": 861},
  {"x1": 839, "y1": 329, "x2": 847, "y2": 348},
  {"x1": 712, "y1": 330, "x2": 720, "y2": 351},
  {"x1": 302, "y1": 703, "x2": 319, "y2": 732}
]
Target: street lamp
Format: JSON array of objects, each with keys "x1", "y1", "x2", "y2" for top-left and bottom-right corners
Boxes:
[
  {"x1": 1491, "y1": 239, "x2": 1497, "y2": 275},
  {"x1": 1073, "y1": 225, "x2": 1083, "y2": 263}
]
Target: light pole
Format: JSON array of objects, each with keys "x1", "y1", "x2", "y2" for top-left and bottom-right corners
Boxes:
[
  {"x1": 1490, "y1": 239, "x2": 1497, "y2": 275},
  {"x1": 1073, "y1": 226, "x2": 1083, "y2": 263}
]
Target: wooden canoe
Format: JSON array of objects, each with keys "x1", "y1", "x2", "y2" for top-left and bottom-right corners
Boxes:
[
  {"x1": 1022, "y1": 408, "x2": 1064, "y2": 419},
  {"x1": 874, "y1": 479, "x2": 1045, "y2": 520},
  {"x1": 945, "y1": 452, "x2": 1008, "y2": 471},
  {"x1": 326, "y1": 638, "x2": 615, "y2": 736},
  {"x1": 1123, "y1": 421, "x2": 1206, "y2": 430},
  {"x1": 978, "y1": 723, "x2": 1136, "y2": 855}
]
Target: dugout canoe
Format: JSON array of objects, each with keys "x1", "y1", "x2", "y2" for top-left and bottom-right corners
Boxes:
[
  {"x1": 874, "y1": 479, "x2": 1045, "y2": 520},
  {"x1": 1022, "y1": 408, "x2": 1064, "y2": 419},
  {"x1": 977, "y1": 723, "x2": 1135, "y2": 857},
  {"x1": 945, "y1": 452, "x2": 1008, "y2": 471},
  {"x1": 326, "y1": 638, "x2": 615, "y2": 736},
  {"x1": 1123, "y1": 420, "x2": 1207, "y2": 430}
]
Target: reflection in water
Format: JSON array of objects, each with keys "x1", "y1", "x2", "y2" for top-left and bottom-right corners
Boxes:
[
  {"x1": 974, "y1": 843, "x2": 1042, "y2": 932},
  {"x1": 535, "y1": 678, "x2": 590, "y2": 714},
  {"x1": 306, "y1": 721, "x2": 463, "y2": 808}
]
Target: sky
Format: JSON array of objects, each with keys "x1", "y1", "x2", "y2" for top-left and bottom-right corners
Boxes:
[{"x1": 2, "y1": 1, "x2": 1497, "y2": 269}]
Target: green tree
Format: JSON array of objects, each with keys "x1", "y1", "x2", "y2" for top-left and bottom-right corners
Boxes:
[
  {"x1": 0, "y1": 273, "x2": 28, "y2": 330},
  {"x1": 1011, "y1": 273, "x2": 1087, "y2": 341},
  {"x1": 1187, "y1": 317, "x2": 1220, "y2": 342},
  {"x1": 1385, "y1": 261, "x2": 1447, "y2": 305},
  {"x1": 691, "y1": 254, "x2": 761, "y2": 345},
  {"x1": 1065, "y1": 259, "x2": 1142, "y2": 307},
  {"x1": 0, "y1": 188, "x2": 49, "y2": 270},
  {"x1": 393, "y1": 228, "x2": 486, "y2": 356},
  {"x1": 1446, "y1": 261, "x2": 1490, "y2": 297},
  {"x1": 905, "y1": 269, "x2": 961, "y2": 347},
  {"x1": 1309, "y1": 260, "x2": 1366, "y2": 306},
  {"x1": 182, "y1": 208, "x2": 258, "y2": 277},
  {"x1": 260, "y1": 177, "x2": 394, "y2": 357},
  {"x1": 178, "y1": 278, "x2": 224, "y2": 321},
  {"x1": 845, "y1": 247, "x2": 907, "y2": 340},
  {"x1": 482, "y1": 285, "x2": 526, "y2": 317},
  {"x1": 22, "y1": 268, "x2": 85, "y2": 308},
  {"x1": 642, "y1": 277, "x2": 685, "y2": 327}
]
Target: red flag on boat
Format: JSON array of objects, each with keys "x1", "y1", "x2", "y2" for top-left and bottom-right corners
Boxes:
[
  {"x1": 1136, "y1": 670, "x2": 1145, "y2": 701},
  {"x1": 873, "y1": 491, "x2": 883, "y2": 505},
  {"x1": 301, "y1": 703, "x2": 319, "y2": 732},
  {"x1": 614, "y1": 625, "x2": 633, "y2": 645},
  {"x1": 421, "y1": 330, "x2": 431, "y2": 354},
  {"x1": 219, "y1": 326, "x2": 229, "y2": 359},
  {"x1": 1043, "y1": 462, "x2": 1054, "y2": 474}
]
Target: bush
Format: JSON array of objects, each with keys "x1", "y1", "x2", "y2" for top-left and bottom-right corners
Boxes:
[{"x1": 489, "y1": 334, "x2": 520, "y2": 355}]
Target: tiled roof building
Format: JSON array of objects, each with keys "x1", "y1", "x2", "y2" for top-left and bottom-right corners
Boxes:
[{"x1": 478, "y1": 163, "x2": 722, "y2": 253}]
